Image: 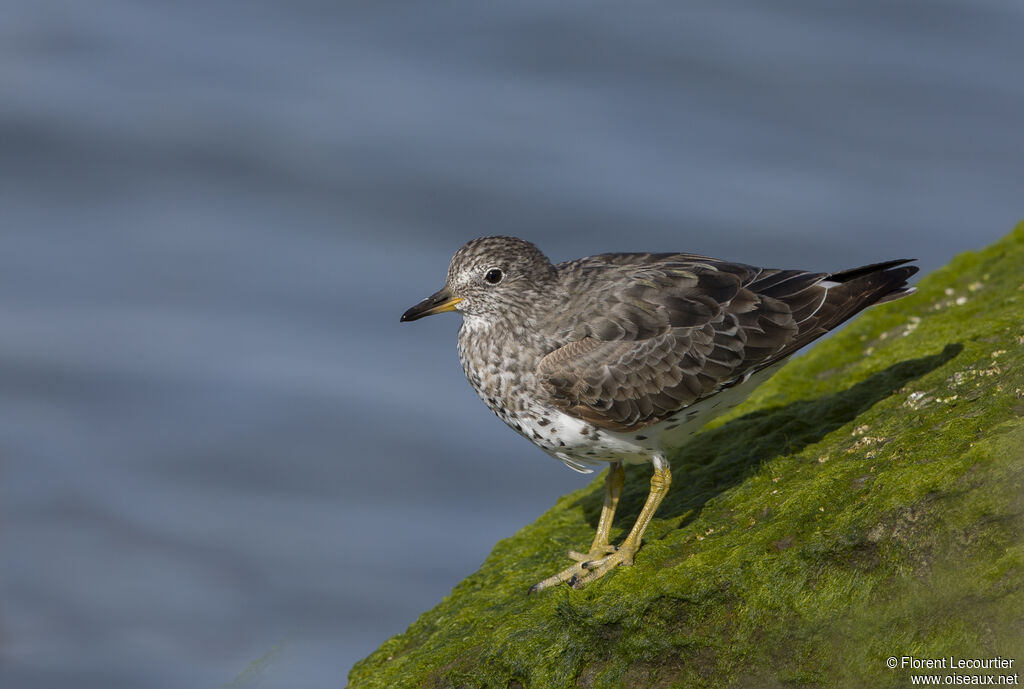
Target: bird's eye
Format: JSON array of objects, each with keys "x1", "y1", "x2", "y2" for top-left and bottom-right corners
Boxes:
[{"x1": 484, "y1": 268, "x2": 504, "y2": 284}]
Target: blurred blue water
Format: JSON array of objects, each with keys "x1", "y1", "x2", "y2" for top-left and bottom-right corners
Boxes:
[{"x1": 1, "y1": 1, "x2": 1022, "y2": 687}]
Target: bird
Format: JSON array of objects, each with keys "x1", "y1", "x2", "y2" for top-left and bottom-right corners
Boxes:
[{"x1": 401, "y1": 236, "x2": 917, "y2": 592}]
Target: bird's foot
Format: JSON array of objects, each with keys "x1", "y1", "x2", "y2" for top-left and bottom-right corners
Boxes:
[
  {"x1": 567, "y1": 544, "x2": 617, "y2": 562},
  {"x1": 528, "y1": 544, "x2": 637, "y2": 593}
]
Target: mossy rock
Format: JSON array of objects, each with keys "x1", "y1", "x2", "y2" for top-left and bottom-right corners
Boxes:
[{"x1": 349, "y1": 225, "x2": 1024, "y2": 689}]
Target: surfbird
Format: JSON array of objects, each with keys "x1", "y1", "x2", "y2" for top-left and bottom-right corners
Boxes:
[{"x1": 401, "y1": 237, "x2": 917, "y2": 592}]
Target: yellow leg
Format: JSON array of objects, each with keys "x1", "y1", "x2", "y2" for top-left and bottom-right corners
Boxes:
[
  {"x1": 567, "y1": 461, "x2": 624, "y2": 562},
  {"x1": 529, "y1": 456, "x2": 671, "y2": 593}
]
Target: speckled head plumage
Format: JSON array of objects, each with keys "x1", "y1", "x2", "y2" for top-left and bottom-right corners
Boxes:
[
  {"x1": 401, "y1": 236, "x2": 556, "y2": 323},
  {"x1": 445, "y1": 236, "x2": 556, "y2": 318}
]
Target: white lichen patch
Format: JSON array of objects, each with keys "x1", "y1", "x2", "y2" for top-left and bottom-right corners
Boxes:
[
  {"x1": 695, "y1": 527, "x2": 718, "y2": 542},
  {"x1": 904, "y1": 390, "x2": 934, "y2": 410},
  {"x1": 906, "y1": 383, "x2": 957, "y2": 404},
  {"x1": 866, "y1": 523, "x2": 886, "y2": 542},
  {"x1": 860, "y1": 315, "x2": 925, "y2": 352},
  {"x1": 867, "y1": 317, "x2": 923, "y2": 355},
  {"x1": 852, "y1": 424, "x2": 871, "y2": 436},
  {"x1": 931, "y1": 289, "x2": 968, "y2": 311},
  {"x1": 902, "y1": 316, "x2": 921, "y2": 336},
  {"x1": 949, "y1": 364, "x2": 1004, "y2": 389},
  {"x1": 847, "y1": 435, "x2": 888, "y2": 454}
]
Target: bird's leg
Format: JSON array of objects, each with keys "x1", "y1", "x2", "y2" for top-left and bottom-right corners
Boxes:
[
  {"x1": 571, "y1": 456, "x2": 671, "y2": 587},
  {"x1": 567, "y1": 461, "x2": 624, "y2": 562},
  {"x1": 529, "y1": 456, "x2": 671, "y2": 593},
  {"x1": 529, "y1": 463, "x2": 624, "y2": 593}
]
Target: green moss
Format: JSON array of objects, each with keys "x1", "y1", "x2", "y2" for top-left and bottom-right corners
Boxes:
[{"x1": 349, "y1": 224, "x2": 1024, "y2": 689}]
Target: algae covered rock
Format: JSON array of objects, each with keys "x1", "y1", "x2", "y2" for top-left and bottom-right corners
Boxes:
[{"x1": 349, "y1": 225, "x2": 1024, "y2": 689}]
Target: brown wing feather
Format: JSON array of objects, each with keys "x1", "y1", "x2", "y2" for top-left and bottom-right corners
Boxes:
[{"x1": 537, "y1": 256, "x2": 917, "y2": 431}]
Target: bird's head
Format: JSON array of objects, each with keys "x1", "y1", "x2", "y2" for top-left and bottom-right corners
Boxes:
[{"x1": 400, "y1": 236, "x2": 556, "y2": 323}]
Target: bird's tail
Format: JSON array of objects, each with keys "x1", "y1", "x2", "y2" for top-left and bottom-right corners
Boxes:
[{"x1": 826, "y1": 258, "x2": 919, "y2": 305}]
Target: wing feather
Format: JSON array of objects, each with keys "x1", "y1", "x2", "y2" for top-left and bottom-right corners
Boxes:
[{"x1": 536, "y1": 254, "x2": 917, "y2": 431}]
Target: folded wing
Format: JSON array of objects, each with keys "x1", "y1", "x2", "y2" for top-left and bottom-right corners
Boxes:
[{"x1": 537, "y1": 255, "x2": 917, "y2": 431}]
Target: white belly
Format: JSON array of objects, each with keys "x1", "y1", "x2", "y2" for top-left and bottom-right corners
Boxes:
[{"x1": 515, "y1": 362, "x2": 785, "y2": 473}]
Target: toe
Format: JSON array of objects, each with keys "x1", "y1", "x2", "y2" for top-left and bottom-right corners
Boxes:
[
  {"x1": 530, "y1": 546, "x2": 639, "y2": 592},
  {"x1": 528, "y1": 563, "x2": 585, "y2": 593},
  {"x1": 568, "y1": 545, "x2": 618, "y2": 562}
]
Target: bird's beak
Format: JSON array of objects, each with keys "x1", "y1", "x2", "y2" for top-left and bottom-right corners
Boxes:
[{"x1": 400, "y1": 287, "x2": 463, "y2": 322}]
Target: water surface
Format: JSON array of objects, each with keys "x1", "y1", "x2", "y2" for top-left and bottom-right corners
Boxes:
[{"x1": 1, "y1": 1, "x2": 1022, "y2": 686}]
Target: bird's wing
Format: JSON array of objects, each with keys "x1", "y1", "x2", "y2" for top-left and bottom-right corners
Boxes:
[{"x1": 536, "y1": 255, "x2": 916, "y2": 431}]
